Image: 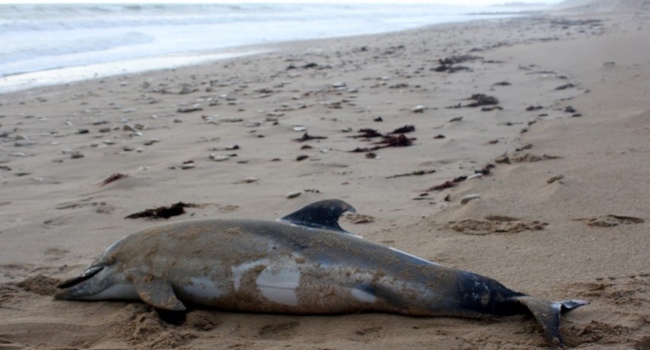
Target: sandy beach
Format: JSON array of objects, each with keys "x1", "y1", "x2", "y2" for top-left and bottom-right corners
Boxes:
[{"x1": 1, "y1": 1, "x2": 650, "y2": 349}]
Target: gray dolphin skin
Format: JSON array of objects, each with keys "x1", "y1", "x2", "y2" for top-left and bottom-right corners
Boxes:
[{"x1": 56, "y1": 199, "x2": 587, "y2": 346}]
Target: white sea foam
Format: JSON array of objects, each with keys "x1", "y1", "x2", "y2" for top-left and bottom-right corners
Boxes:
[{"x1": 0, "y1": 3, "x2": 532, "y2": 93}]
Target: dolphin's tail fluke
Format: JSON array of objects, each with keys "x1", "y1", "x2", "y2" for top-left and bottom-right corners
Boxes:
[{"x1": 514, "y1": 296, "x2": 589, "y2": 347}]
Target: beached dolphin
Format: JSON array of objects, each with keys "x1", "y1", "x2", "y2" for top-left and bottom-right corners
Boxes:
[{"x1": 55, "y1": 199, "x2": 587, "y2": 346}]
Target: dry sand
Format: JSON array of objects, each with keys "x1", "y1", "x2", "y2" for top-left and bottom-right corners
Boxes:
[{"x1": 1, "y1": 2, "x2": 649, "y2": 349}]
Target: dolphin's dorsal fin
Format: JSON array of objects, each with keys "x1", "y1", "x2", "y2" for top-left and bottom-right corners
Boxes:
[
  {"x1": 131, "y1": 273, "x2": 186, "y2": 311},
  {"x1": 278, "y1": 199, "x2": 356, "y2": 233},
  {"x1": 514, "y1": 296, "x2": 588, "y2": 346}
]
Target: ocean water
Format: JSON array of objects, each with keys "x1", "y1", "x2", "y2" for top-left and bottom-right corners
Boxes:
[{"x1": 0, "y1": 3, "x2": 533, "y2": 93}]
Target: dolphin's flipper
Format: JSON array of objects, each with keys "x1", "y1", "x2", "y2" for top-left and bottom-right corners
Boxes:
[
  {"x1": 131, "y1": 273, "x2": 186, "y2": 311},
  {"x1": 278, "y1": 199, "x2": 356, "y2": 233},
  {"x1": 514, "y1": 296, "x2": 589, "y2": 346}
]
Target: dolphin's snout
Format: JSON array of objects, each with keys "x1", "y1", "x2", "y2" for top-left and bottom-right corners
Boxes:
[{"x1": 54, "y1": 266, "x2": 104, "y2": 299}]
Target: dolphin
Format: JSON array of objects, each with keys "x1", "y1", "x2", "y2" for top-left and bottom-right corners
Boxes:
[{"x1": 55, "y1": 199, "x2": 587, "y2": 346}]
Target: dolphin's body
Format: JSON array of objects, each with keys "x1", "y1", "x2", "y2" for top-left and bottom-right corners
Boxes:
[{"x1": 56, "y1": 199, "x2": 587, "y2": 345}]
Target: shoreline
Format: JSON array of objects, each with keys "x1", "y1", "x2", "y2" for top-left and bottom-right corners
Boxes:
[
  {"x1": 1, "y1": 3, "x2": 649, "y2": 349},
  {"x1": 0, "y1": 11, "x2": 525, "y2": 95}
]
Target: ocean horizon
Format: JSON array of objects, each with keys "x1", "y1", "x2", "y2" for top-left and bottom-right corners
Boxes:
[{"x1": 0, "y1": 3, "x2": 543, "y2": 93}]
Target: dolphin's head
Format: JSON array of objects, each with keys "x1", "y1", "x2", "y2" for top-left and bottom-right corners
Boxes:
[{"x1": 55, "y1": 236, "x2": 138, "y2": 301}]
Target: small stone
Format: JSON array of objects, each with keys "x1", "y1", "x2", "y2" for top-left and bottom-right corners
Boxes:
[
  {"x1": 70, "y1": 151, "x2": 84, "y2": 159},
  {"x1": 123, "y1": 124, "x2": 137, "y2": 132},
  {"x1": 412, "y1": 105, "x2": 425, "y2": 113},
  {"x1": 14, "y1": 140, "x2": 34, "y2": 147},
  {"x1": 123, "y1": 146, "x2": 134, "y2": 152},
  {"x1": 460, "y1": 194, "x2": 481, "y2": 205},
  {"x1": 180, "y1": 163, "x2": 195, "y2": 170},
  {"x1": 244, "y1": 177, "x2": 258, "y2": 183},
  {"x1": 144, "y1": 138, "x2": 160, "y2": 146},
  {"x1": 177, "y1": 104, "x2": 203, "y2": 113},
  {"x1": 210, "y1": 154, "x2": 230, "y2": 162},
  {"x1": 174, "y1": 119, "x2": 183, "y2": 123},
  {"x1": 564, "y1": 106, "x2": 577, "y2": 113},
  {"x1": 546, "y1": 175, "x2": 565, "y2": 184},
  {"x1": 292, "y1": 126, "x2": 307, "y2": 132},
  {"x1": 103, "y1": 140, "x2": 116, "y2": 145},
  {"x1": 296, "y1": 155, "x2": 309, "y2": 161},
  {"x1": 225, "y1": 144, "x2": 240, "y2": 150},
  {"x1": 286, "y1": 191, "x2": 302, "y2": 199}
]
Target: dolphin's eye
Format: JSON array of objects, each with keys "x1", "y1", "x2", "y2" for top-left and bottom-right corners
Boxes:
[{"x1": 56, "y1": 266, "x2": 104, "y2": 289}]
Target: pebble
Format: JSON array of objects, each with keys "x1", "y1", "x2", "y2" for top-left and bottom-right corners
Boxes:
[
  {"x1": 144, "y1": 138, "x2": 160, "y2": 146},
  {"x1": 225, "y1": 144, "x2": 240, "y2": 150},
  {"x1": 286, "y1": 191, "x2": 302, "y2": 199},
  {"x1": 70, "y1": 151, "x2": 84, "y2": 159},
  {"x1": 296, "y1": 155, "x2": 309, "y2": 161},
  {"x1": 14, "y1": 140, "x2": 34, "y2": 147},
  {"x1": 180, "y1": 163, "x2": 195, "y2": 170},
  {"x1": 123, "y1": 124, "x2": 137, "y2": 132},
  {"x1": 103, "y1": 140, "x2": 116, "y2": 145},
  {"x1": 460, "y1": 194, "x2": 481, "y2": 205},
  {"x1": 244, "y1": 177, "x2": 258, "y2": 183},
  {"x1": 293, "y1": 126, "x2": 307, "y2": 132},
  {"x1": 10, "y1": 152, "x2": 27, "y2": 157},
  {"x1": 177, "y1": 104, "x2": 203, "y2": 113},
  {"x1": 547, "y1": 175, "x2": 565, "y2": 184},
  {"x1": 123, "y1": 146, "x2": 134, "y2": 152},
  {"x1": 412, "y1": 105, "x2": 425, "y2": 113},
  {"x1": 210, "y1": 154, "x2": 230, "y2": 162}
]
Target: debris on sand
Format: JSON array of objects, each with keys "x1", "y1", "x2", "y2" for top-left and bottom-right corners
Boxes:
[
  {"x1": 466, "y1": 94, "x2": 499, "y2": 107},
  {"x1": 390, "y1": 125, "x2": 415, "y2": 134},
  {"x1": 350, "y1": 128, "x2": 384, "y2": 139},
  {"x1": 386, "y1": 169, "x2": 436, "y2": 179},
  {"x1": 125, "y1": 202, "x2": 198, "y2": 219},
  {"x1": 99, "y1": 173, "x2": 128, "y2": 186},
  {"x1": 432, "y1": 55, "x2": 481, "y2": 73},
  {"x1": 293, "y1": 132, "x2": 328, "y2": 142},
  {"x1": 447, "y1": 94, "x2": 499, "y2": 109},
  {"x1": 425, "y1": 164, "x2": 493, "y2": 192}
]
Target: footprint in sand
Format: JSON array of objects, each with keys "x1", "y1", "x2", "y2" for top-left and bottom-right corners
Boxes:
[
  {"x1": 576, "y1": 215, "x2": 645, "y2": 228},
  {"x1": 449, "y1": 215, "x2": 548, "y2": 235},
  {"x1": 258, "y1": 321, "x2": 300, "y2": 339},
  {"x1": 563, "y1": 274, "x2": 650, "y2": 347}
]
